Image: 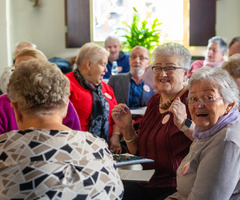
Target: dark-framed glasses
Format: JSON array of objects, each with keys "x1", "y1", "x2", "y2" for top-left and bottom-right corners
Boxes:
[
  {"x1": 129, "y1": 55, "x2": 149, "y2": 61},
  {"x1": 187, "y1": 96, "x2": 223, "y2": 105},
  {"x1": 152, "y1": 66, "x2": 185, "y2": 74}
]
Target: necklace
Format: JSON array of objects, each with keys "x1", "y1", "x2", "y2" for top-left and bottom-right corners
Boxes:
[{"x1": 159, "y1": 86, "x2": 186, "y2": 110}]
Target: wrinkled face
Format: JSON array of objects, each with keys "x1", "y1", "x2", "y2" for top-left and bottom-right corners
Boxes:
[
  {"x1": 129, "y1": 48, "x2": 150, "y2": 76},
  {"x1": 105, "y1": 39, "x2": 121, "y2": 62},
  {"x1": 188, "y1": 80, "x2": 229, "y2": 131},
  {"x1": 207, "y1": 42, "x2": 225, "y2": 62},
  {"x1": 14, "y1": 56, "x2": 34, "y2": 68},
  {"x1": 153, "y1": 55, "x2": 187, "y2": 96},
  {"x1": 229, "y1": 42, "x2": 240, "y2": 57},
  {"x1": 87, "y1": 55, "x2": 108, "y2": 86}
]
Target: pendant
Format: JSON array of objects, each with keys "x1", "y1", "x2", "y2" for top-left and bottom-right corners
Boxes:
[{"x1": 162, "y1": 114, "x2": 170, "y2": 124}]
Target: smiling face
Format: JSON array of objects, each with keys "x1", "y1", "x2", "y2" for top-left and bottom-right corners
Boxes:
[
  {"x1": 86, "y1": 55, "x2": 108, "y2": 86},
  {"x1": 153, "y1": 55, "x2": 187, "y2": 97},
  {"x1": 207, "y1": 42, "x2": 225, "y2": 62},
  {"x1": 105, "y1": 39, "x2": 121, "y2": 62},
  {"x1": 188, "y1": 80, "x2": 229, "y2": 131}
]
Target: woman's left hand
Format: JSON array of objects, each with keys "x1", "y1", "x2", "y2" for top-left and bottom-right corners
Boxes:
[
  {"x1": 169, "y1": 97, "x2": 187, "y2": 129},
  {"x1": 109, "y1": 133, "x2": 122, "y2": 154}
]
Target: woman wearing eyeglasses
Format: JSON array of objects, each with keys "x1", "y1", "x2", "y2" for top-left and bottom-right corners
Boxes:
[
  {"x1": 166, "y1": 66, "x2": 240, "y2": 200},
  {"x1": 112, "y1": 43, "x2": 194, "y2": 200}
]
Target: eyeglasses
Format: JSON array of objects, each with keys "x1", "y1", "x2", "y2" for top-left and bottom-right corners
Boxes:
[
  {"x1": 187, "y1": 96, "x2": 223, "y2": 105},
  {"x1": 129, "y1": 55, "x2": 149, "y2": 61},
  {"x1": 152, "y1": 66, "x2": 185, "y2": 75}
]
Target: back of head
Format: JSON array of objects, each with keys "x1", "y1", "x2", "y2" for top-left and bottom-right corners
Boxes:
[
  {"x1": 76, "y1": 42, "x2": 109, "y2": 67},
  {"x1": 15, "y1": 41, "x2": 37, "y2": 58},
  {"x1": 229, "y1": 37, "x2": 240, "y2": 48},
  {"x1": 7, "y1": 59, "x2": 70, "y2": 115},
  {"x1": 222, "y1": 53, "x2": 240, "y2": 78},
  {"x1": 208, "y1": 36, "x2": 227, "y2": 53},
  {"x1": 188, "y1": 66, "x2": 239, "y2": 109},
  {"x1": 15, "y1": 48, "x2": 47, "y2": 62},
  {"x1": 152, "y1": 42, "x2": 191, "y2": 69}
]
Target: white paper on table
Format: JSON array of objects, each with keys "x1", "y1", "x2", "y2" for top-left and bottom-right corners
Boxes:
[
  {"x1": 130, "y1": 106, "x2": 147, "y2": 115},
  {"x1": 118, "y1": 169, "x2": 155, "y2": 182}
]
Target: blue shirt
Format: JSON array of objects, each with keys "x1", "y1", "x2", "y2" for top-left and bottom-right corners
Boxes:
[{"x1": 128, "y1": 79, "x2": 144, "y2": 109}]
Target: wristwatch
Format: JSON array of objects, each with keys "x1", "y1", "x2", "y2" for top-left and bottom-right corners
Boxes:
[{"x1": 180, "y1": 118, "x2": 192, "y2": 132}]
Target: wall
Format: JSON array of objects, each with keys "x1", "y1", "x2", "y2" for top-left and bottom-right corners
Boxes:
[{"x1": 0, "y1": 0, "x2": 240, "y2": 74}]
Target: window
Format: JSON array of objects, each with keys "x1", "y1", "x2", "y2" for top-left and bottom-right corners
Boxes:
[
  {"x1": 93, "y1": 0, "x2": 186, "y2": 44},
  {"x1": 65, "y1": 0, "x2": 215, "y2": 47}
]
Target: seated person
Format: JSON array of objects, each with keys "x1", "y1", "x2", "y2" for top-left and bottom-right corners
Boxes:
[
  {"x1": 104, "y1": 35, "x2": 130, "y2": 78},
  {"x1": 0, "y1": 48, "x2": 81, "y2": 134},
  {"x1": 112, "y1": 43, "x2": 194, "y2": 200},
  {"x1": 228, "y1": 36, "x2": 240, "y2": 57},
  {"x1": 66, "y1": 42, "x2": 122, "y2": 153},
  {"x1": 108, "y1": 46, "x2": 155, "y2": 109},
  {"x1": 166, "y1": 66, "x2": 240, "y2": 200},
  {"x1": 188, "y1": 36, "x2": 227, "y2": 78},
  {"x1": 0, "y1": 41, "x2": 36, "y2": 94},
  {"x1": 0, "y1": 59, "x2": 124, "y2": 199}
]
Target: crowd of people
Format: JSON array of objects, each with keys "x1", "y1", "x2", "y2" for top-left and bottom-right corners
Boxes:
[{"x1": 0, "y1": 35, "x2": 240, "y2": 199}]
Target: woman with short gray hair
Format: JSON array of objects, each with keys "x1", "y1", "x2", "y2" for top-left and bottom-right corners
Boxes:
[
  {"x1": 167, "y1": 66, "x2": 240, "y2": 200},
  {"x1": 188, "y1": 36, "x2": 227, "y2": 78},
  {"x1": 0, "y1": 59, "x2": 124, "y2": 199}
]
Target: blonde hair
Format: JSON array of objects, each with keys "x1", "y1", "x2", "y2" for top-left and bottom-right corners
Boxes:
[
  {"x1": 15, "y1": 48, "x2": 47, "y2": 61},
  {"x1": 222, "y1": 54, "x2": 240, "y2": 78},
  {"x1": 76, "y1": 42, "x2": 109, "y2": 67}
]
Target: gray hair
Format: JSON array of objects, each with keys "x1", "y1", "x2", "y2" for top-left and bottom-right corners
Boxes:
[
  {"x1": 208, "y1": 36, "x2": 227, "y2": 53},
  {"x1": 7, "y1": 59, "x2": 70, "y2": 115},
  {"x1": 188, "y1": 66, "x2": 239, "y2": 109},
  {"x1": 104, "y1": 35, "x2": 121, "y2": 47},
  {"x1": 76, "y1": 42, "x2": 109, "y2": 67},
  {"x1": 152, "y1": 43, "x2": 192, "y2": 70}
]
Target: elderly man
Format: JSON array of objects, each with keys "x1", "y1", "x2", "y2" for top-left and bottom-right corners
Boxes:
[
  {"x1": 229, "y1": 36, "x2": 240, "y2": 57},
  {"x1": 108, "y1": 46, "x2": 155, "y2": 109},
  {"x1": 188, "y1": 36, "x2": 227, "y2": 78},
  {"x1": 104, "y1": 35, "x2": 130, "y2": 78}
]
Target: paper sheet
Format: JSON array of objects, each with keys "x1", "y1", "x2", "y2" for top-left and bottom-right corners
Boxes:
[{"x1": 118, "y1": 169, "x2": 155, "y2": 182}]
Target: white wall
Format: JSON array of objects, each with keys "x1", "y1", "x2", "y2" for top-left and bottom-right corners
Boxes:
[
  {"x1": 0, "y1": 0, "x2": 12, "y2": 73},
  {"x1": 0, "y1": 0, "x2": 240, "y2": 74},
  {"x1": 216, "y1": 0, "x2": 240, "y2": 42}
]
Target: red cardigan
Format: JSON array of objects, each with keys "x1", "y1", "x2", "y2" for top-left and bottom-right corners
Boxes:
[{"x1": 66, "y1": 72, "x2": 117, "y2": 137}]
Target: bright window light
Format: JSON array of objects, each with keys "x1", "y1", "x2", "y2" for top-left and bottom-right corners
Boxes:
[{"x1": 93, "y1": 0, "x2": 184, "y2": 43}]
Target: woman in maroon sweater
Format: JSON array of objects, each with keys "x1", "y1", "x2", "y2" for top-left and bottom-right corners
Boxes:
[{"x1": 112, "y1": 43, "x2": 194, "y2": 200}]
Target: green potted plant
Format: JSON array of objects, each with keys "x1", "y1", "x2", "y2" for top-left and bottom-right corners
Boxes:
[{"x1": 117, "y1": 7, "x2": 162, "y2": 53}]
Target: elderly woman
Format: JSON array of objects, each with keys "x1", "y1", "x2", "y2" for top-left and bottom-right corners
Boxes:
[
  {"x1": 112, "y1": 43, "x2": 194, "y2": 200},
  {"x1": 0, "y1": 59, "x2": 124, "y2": 199},
  {"x1": 166, "y1": 66, "x2": 240, "y2": 200},
  {"x1": 188, "y1": 36, "x2": 227, "y2": 78},
  {"x1": 66, "y1": 42, "x2": 121, "y2": 153},
  {"x1": 0, "y1": 48, "x2": 81, "y2": 134},
  {"x1": 222, "y1": 53, "x2": 240, "y2": 91}
]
